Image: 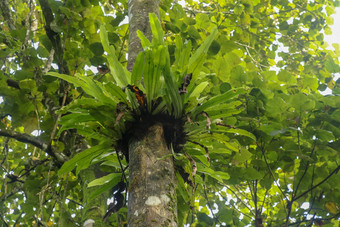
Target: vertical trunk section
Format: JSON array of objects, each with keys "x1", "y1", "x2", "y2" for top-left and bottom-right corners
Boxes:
[
  {"x1": 128, "y1": 123, "x2": 177, "y2": 226},
  {"x1": 127, "y1": 1, "x2": 177, "y2": 225},
  {"x1": 127, "y1": 0, "x2": 159, "y2": 71}
]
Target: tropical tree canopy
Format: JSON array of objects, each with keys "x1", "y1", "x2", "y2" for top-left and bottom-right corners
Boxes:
[{"x1": 1, "y1": 0, "x2": 340, "y2": 226}]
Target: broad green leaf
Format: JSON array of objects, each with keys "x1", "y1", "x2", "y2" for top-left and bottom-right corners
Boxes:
[
  {"x1": 47, "y1": 72, "x2": 86, "y2": 88},
  {"x1": 191, "y1": 88, "x2": 246, "y2": 118},
  {"x1": 163, "y1": 48, "x2": 183, "y2": 118},
  {"x1": 185, "y1": 81, "x2": 209, "y2": 102},
  {"x1": 214, "y1": 126, "x2": 256, "y2": 141},
  {"x1": 46, "y1": 72, "x2": 113, "y2": 105},
  {"x1": 174, "y1": 36, "x2": 192, "y2": 74},
  {"x1": 55, "y1": 98, "x2": 105, "y2": 115},
  {"x1": 103, "y1": 82, "x2": 128, "y2": 103},
  {"x1": 233, "y1": 148, "x2": 253, "y2": 164},
  {"x1": 149, "y1": 13, "x2": 164, "y2": 45},
  {"x1": 58, "y1": 142, "x2": 111, "y2": 176},
  {"x1": 316, "y1": 129, "x2": 335, "y2": 141},
  {"x1": 244, "y1": 167, "x2": 264, "y2": 180},
  {"x1": 89, "y1": 175, "x2": 122, "y2": 201},
  {"x1": 176, "y1": 172, "x2": 190, "y2": 202},
  {"x1": 131, "y1": 51, "x2": 145, "y2": 85},
  {"x1": 290, "y1": 93, "x2": 315, "y2": 112},
  {"x1": 137, "y1": 30, "x2": 151, "y2": 48},
  {"x1": 143, "y1": 45, "x2": 166, "y2": 111},
  {"x1": 196, "y1": 163, "x2": 230, "y2": 182},
  {"x1": 188, "y1": 26, "x2": 218, "y2": 73},
  {"x1": 58, "y1": 113, "x2": 96, "y2": 129},
  {"x1": 88, "y1": 173, "x2": 121, "y2": 187},
  {"x1": 100, "y1": 25, "x2": 130, "y2": 87}
]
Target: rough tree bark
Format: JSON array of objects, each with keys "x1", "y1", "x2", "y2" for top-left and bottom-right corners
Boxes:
[
  {"x1": 127, "y1": 0, "x2": 159, "y2": 72},
  {"x1": 127, "y1": 0, "x2": 178, "y2": 226},
  {"x1": 128, "y1": 124, "x2": 177, "y2": 226}
]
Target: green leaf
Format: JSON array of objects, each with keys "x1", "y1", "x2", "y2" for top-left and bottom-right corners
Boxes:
[
  {"x1": 58, "y1": 142, "x2": 111, "y2": 176},
  {"x1": 149, "y1": 13, "x2": 164, "y2": 45},
  {"x1": 197, "y1": 212, "x2": 214, "y2": 225},
  {"x1": 46, "y1": 72, "x2": 113, "y2": 105},
  {"x1": 290, "y1": 93, "x2": 315, "y2": 112},
  {"x1": 89, "y1": 175, "x2": 122, "y2": 201},
  {"x1": 163, "y1": 48, "x2": 183, "y2": 118},
  {"x1": 137, "y1": 30, "x2": 151, "y2": 48},
  {"x1": 316, "y1": 129, "x2": 335, "y2": 141},
  {"x1": 277, "y1": 70, "x2": 296, "y2": 84},
  {"x1": 55, "y1": 98, "x2": 105, "y2": 115},
  {"x1": 214, "y1": 126, "x2": 256, "y2": 141},
  {"x1": 185, "y1": 81, "x2": 209, "y2": 103},
  {"x1": 191, "y1": 88, "x2": 246, "y2": 118},
  {"x1": 89, "y1": 42, "x2": 104, "y2": 56},
  {"x1": 176, "y1": 172, "x2": 190, "y2": 202},
  {"x1": 196, "y1": 163, "x2": 230, "y2": 182},
  {"x1": 143, "y1": 45, "x2": 166, "y2": 111},
  {"x1": 188, "y1": 27, "x2": 218, "y2": 73},
  {"x1": 174, "y1": 36, "x2": 192, "y2": 74},
  {"x1": 233, "y1": 148, "x2": 253, "y2": 164},
  {"x1": 131, "y1": 51, "x2": 145, "y2": 85},
  {"x1": 88, "y1": 173, "x2": 121, "y2": 187},
  {"x1": 244, "y1": 167, "x2": 264, "y2": 180},
  {"x1": 103, "y1": 82, "x2": 128, "y2": 103},
  {"x1": 100, "y1": 25, "x2": 130, "y2": 87}
]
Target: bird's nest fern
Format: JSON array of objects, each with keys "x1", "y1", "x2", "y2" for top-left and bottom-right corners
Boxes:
[{"x1": 46, "y1": 13, "x2": 251, "y2": 202}]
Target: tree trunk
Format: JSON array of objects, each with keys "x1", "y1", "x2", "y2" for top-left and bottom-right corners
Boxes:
[
  {"x1": 127, "y1": 0, "x2": 178, "y2": 225},
  {"x1": 128, "y1": 123, "x2": 177, "y2": 226},
  {"x1": 127, "y1": 0, "x2": 159, "y2": 72}
]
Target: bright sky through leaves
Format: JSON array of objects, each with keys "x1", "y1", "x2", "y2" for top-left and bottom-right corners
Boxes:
[{"x1": 325, "y1": 8, "x2": 340, "y2": 46}]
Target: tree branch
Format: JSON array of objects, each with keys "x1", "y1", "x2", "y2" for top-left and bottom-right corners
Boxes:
[
  {"x1": 203, "y1": 183, "x2": 222, "y2": 225},
  {"x1": 38, "y1": 0, "x2": 69, "y2": 75},
  {"x1": 219, "y1": 183, "x2": 255, "y2": 216},
  {"x1": 261, "y1": 144, "x2": 288, "y2": 201},
  {"x1": 294, "y1": 165, "x2": 340, "y2": 201},
  {"x1": 0, "y1": 0, "x2": 16, "y2": 31},
  {"x1": 0, "y1": 128, "x2": 66, "y2": 165}
]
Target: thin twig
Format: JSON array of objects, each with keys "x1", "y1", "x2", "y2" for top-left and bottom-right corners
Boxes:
[
  {"x1": 203, "y1": 183, "x2": 222, "y2": 225},
  {"x1": 260, "y1": 143, "x2": 288, "y2": 200},
  {"x1": 218, "y1": 191, "x2": 253, "y2": 219},
  {"x1": 219, "y1": 183, "x2": 255, "y2": 216},
  {"x1": 294, "y1": 165, "x2": 340, "y2": 201},
  {"x1": 293, "y1": 140, "x2": 317, "y2": 198},
  {"x1": 49, "y1": 86, "x2": 68, "y2": 143},
  {"x1": 260, "y1": 188, "x2": 269, "y2": 214},
  {"x1": 116, "y1": 151, "x2": 128, "y2": 183}
]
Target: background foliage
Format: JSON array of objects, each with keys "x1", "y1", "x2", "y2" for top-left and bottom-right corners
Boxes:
[{"x1": 1, "y1": 0, "x2": 340, "y2": 226}]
